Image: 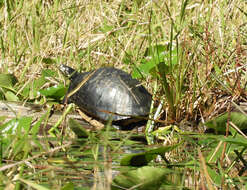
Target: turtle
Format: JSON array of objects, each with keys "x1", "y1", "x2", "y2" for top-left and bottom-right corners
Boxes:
[{"x1": 60, "y1": 64, "x2": 152, "y2": 128}]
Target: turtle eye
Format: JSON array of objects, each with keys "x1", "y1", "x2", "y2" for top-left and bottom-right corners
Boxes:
[
  {"x1": 60, "y1": 65, "x2": 71, "y2": 75},
  {"x1": 59, "y1": 64, "x2": 78, "y2": 79}
]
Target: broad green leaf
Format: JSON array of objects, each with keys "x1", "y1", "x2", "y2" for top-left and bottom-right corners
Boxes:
[
  {"x1": 219, "y1": 136, "x2": 247, "y2": 147},
  {"x1": 61, "y1": 182, "x2": 74, "y2": 190},
  {"x1": 5, "y1": 91, "x2": 19, "y2": 101},
  {"x1": 205, "y1": 112, "x2": 247, "y2": 134},
  {"x1": 144, "y1": 44, "x2": 167, "y2": 58},
  {"x1": 144, "y1": 44, "x2": 178, "y2": 67},
  {"x1": 39, "y1": 84, "x2": 66, "y2": 99},
  {"x1": 17, "y1": 116, "x2": 33, "y2": 133},
  {"x1": 0, "y1": 73, "x2": 17, "y2": 90},
  {"x1": 112, "y1": 166, "x2": 170, "y2": 190},
  {"x1": 132, "y1": 45, "x2": 167, "y2": 79},
  {"x1": 132, "y1": 61, "x2": 155, "y2": 78},
  {"x1": 22, "y1": 85, "x2": 30, "y2": 98},
  {"x1": 99, "y1": 23, "x2": 114, "y2": 33},
  {"x1": 120, "y1": 143, "x2": 180, "y2": 166},
  {"x1": 133, "y1": 44, "x2": 179, "y2": 79}
]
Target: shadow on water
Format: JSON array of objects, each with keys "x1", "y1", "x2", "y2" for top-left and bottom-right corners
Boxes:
[{"x1": 40, "y1": 127, "x2": 198, "y2": 190}]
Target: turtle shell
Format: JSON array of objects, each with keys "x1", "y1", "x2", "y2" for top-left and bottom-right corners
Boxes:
[{"x1": 60, "y1": 65, "x2": 152, "y2": 126}]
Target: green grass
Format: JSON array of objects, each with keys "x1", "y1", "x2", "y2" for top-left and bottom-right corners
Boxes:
[{"x1": 0, "y1": 0, "x2": 247, "y2": 189}]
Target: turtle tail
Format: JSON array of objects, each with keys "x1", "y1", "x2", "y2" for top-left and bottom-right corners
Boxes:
[{"x1": 59, "y1": 64, "x2": 79, "y2": 80}]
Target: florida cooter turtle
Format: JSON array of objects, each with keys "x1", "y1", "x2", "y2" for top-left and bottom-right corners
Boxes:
[{"x1": 60, "y1": 64, "x2": 152, "y2": 128}]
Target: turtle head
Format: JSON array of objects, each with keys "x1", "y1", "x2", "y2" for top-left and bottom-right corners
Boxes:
[{"x1": 59, "y1": 64, "x2": 79, "y2": 80}]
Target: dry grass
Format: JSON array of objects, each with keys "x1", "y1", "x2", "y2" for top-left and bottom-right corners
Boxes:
[{"x1": 1, "y1": 0, "x2": 246, "y2": 114}]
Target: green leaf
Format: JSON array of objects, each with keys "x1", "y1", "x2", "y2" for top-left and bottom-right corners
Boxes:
[
  {"x1": 132, "y1": 45, "x2": 167, "y2": 79},
  {"x1": 30, "y1": 76, "x2": 46, "y2": 98},
  {"x1": 22, "y1": 86, "x2": 30, "y2": 98},
  {"x1": 1, "y1": 117, "x2": 33, "y2": 159},
  {"x1": 61, "y1": 182, "x2": 74, "y2": 190},
  {"x1": 120, "y1": 143, "x2": 180, "y2": 166},
  {"x1": 133, "y1": 44, "x2": 179, "y2": 79},
  {"x1": 0, "y1": 73, "x2": 17, "y2": 90},
  {"x1": 12, "y1": 138, "x2": 26, "y2": 159},
  {"x1": 41, "y1": 69, "x2": 56, "y2": 78},
  {"x1": 39, "y1": 84, "x2": 66, "y2": 99},
  {"x1": 42, "y1": 57, "x2": 56, "y2": 65},
  {"x1": 207, "y1": 164, "x2": 222, "y2": 186},
  {"x1": 219, "y1": 136, "x2": 247, "y2": 147},
  {"x1": 22, "y1": 69, "x2": 60, "y2": 100},
  {"x1": 205, "y1": 112, "x2": 247, "y2": 134},
  {"x1": 68, "y1": 118, "x2": 89, "y2": 138},
  {"x1": 132, "y1": 61, "x2": 155, "y2": 78},
  {"x1": 144, "y1": 44, "x2": 167, "y2": 58},
  {"x1": 99, "y1": 23, "x2": 114, "y2": 33},
  {"x1": 18, "y1": 116, "x2": 33, "y2": 133},
  {"x1": 0, "y1": 118, "x2": 18, "y2": 134},
  {"x1": 0, "y1": 116, "x2": 32, "y2": 135},
  {"x1": 34, "y1": 76, "x2": 46, "y2": 89},
  {"x1": 5, "y1": 91, "x2": 19, "y2": 101},
  {"x1": 112, "y1": 166, "x2": 170, "y2": 190},
  {"x1": 30, "y1": 112, "x2": 49, "y2": 135},
  {"x1": 18, "y1": 178, "x2": 50, "y2": 190},
  {"x1": 0, "y1": 74, "x2": 18, "y2": 101}
]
